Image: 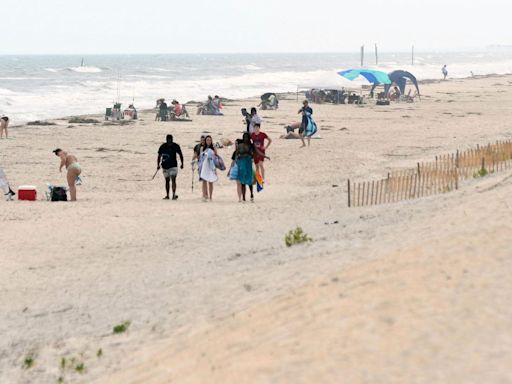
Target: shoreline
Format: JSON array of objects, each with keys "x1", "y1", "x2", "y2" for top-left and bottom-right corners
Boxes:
[{"x1": 5, "y1": 72, "x2": 512, "y2": 127}]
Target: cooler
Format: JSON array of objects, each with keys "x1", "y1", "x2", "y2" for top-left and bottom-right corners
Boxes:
[{"x1": 18, "y1": 185, "x2": 37, "y2": 201}]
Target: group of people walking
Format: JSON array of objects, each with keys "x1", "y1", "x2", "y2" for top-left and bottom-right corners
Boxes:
[
  {"x1": 228, "y1": 122, "x2": 271, "y2": 202},
  {"x1": 157, "y1": 113, "x2": 272, "y2": 202}
]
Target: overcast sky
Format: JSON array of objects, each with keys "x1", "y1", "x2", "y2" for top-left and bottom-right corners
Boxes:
[{"x1": 1, "y1": 0, "x2": 510, "y2": 54}]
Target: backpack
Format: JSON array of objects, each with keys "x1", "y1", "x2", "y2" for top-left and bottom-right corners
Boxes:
[{"x1": 51, "y1": 186, "x2": 68, "y2": 201}]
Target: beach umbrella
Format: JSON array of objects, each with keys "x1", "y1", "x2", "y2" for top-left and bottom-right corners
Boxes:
[{"x1": 337, "y1": 69, "x2": 391, "y2": 84}]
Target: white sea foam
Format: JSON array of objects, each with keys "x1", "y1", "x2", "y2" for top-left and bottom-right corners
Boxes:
[
  {"x1": 150, "y1": 67, "x2": 174, "y2": 72},
  {"x1": 67, "y1": 66, "x2": 103, "y2": 73},
  {"x1": 0, "y1": 77, "x2": 46, "y2": 81},
  {"x1": 243, "y1": 64, "x2": 262, "y2": 71},
  {"x1": 2, "y1": 53, "x2": 512, "y2": 123},
  {"x1": 0, "y1": 87, "x2": 15, "y2": 95}
]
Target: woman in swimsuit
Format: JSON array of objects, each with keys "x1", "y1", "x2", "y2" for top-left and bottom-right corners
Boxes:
[
  {"x1": 0, "y1": 116, "x2": 9, "y2": 139},
  {"x1": 53, "y1": 148, "x2": 81, "y2": 201}
]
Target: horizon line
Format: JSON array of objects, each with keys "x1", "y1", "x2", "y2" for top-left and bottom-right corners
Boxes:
[{"x1": 0, "y1": 48, "x2": 502, "y2": 56}]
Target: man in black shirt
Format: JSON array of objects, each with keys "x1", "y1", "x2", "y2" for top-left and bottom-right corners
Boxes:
[{"x1": 157, "y1": 134, "x2": 184, "y2": 200}]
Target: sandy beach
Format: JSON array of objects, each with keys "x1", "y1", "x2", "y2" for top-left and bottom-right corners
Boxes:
[{"x1": 1, "y1": 75, "x2": 512, "y2": 383}]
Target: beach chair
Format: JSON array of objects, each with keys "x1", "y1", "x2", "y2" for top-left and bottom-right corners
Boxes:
[{"x1": 399, "y1": 89, "x2": 418, "y2": 103}]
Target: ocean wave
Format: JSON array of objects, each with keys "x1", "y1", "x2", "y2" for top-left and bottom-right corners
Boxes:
[
  {"x1": 0, "y1": 87, "x2": 15, "y2": 95},
  {"x1": 3, "y1": 54, "x2": 512, "y2": 123},
  {"x1": 127, "y1": 74, "x2": 170, "y2": 80},
  {"x1": 67, "y1": 66, "x2": 103, "y2": 73},
  {"x1": 150, "y1": 67, "x2": 173, "y2": 72},
  {"x1": 243, "y1": 64, "x2": 262, "y2": 71},
  {"x1": 0, "y1": 77, "x2": 46, "y2": 80}
]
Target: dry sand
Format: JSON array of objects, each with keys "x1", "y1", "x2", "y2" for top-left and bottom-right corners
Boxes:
[{"x1": 1, "y1": 75, "x2": 512, "y2": 383}]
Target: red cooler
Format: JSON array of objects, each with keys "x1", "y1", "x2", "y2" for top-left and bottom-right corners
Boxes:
[{"x1": 18, "y1": 185, "x2": 37, "y2": 201}]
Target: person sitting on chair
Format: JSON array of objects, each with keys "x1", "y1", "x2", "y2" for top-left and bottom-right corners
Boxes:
[
  {"x1": 128, "y1": 104, "x2": 138, "y2": 120},
  {"x1": 212, "y1": 95, "x2": 223, "y2": 115},
  {"x1": 390, "y1": 86, "x2": 401, "y2": 101},
  {"x1": 171, "y1": 100, "x2": 190, "y2": 119}
]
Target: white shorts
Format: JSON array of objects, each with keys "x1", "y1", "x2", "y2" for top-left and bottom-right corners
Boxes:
[{"x1": 162, "y1": 167, "x2": 178, "y2": 178}]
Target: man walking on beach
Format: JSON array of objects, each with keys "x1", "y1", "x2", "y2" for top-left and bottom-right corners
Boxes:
[
  {"x1": 53, "y1": 148, "x2": 81, "y2": 201},
  {"x1": 158, "y1": 134, "x2": 183, "y2": 200}
]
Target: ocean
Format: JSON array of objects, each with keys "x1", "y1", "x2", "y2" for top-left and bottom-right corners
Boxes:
[{"x1": 1, "y1": 51, "x2": 512, "y2": 123}]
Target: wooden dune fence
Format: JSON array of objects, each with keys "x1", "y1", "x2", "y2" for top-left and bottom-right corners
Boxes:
[{"x1": 348, "y1": 140, "x2": 512, "y2": 207}]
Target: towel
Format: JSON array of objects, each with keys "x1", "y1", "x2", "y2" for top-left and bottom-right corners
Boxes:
[
  {"x1": 255, "y1": 169, "x2": 264, "y2": 192},
  {"x1": 199, "y1": 149, "x2": 218, "y2": 183},
  {"x1": 304, "y1": 111, "x2": 318, "y2": 137}
]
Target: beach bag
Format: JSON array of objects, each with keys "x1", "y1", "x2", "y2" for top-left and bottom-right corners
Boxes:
[
  {"x1": 51, "y1": 186, "x2": 67, "y2": 201},
  {"x1": 228, "y1": 163, "x2": 239, "y2": 180},
  {"x1": 214, "y1": 155, "x2": 226, "y2": 171}
]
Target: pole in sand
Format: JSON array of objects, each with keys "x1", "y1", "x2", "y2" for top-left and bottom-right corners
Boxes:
[
  {"x1": 151, "y1": 168, "x2": 159, "y2": 181},
  {"x1": 191, "y1": 162, "x2": 196, "y2": 192}
]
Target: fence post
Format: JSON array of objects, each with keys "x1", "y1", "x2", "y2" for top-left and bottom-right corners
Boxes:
[
  {"x1": 370, "y1": 180, "x2": 375, "y2": 206},
  {"x1": 357, "y1": 182, "x2": 361, "y2": 207},
  {"x1": 347, "y1": 179, "x2": 351, "y2": 207}
]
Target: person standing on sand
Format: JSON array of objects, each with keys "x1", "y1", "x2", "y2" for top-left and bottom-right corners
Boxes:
[
  {"x1": 250, "y1": 123, "x2": 271, "y2": 181},
  {"x1": 0, "y1": 116, "x2": 9, "y2": 139},
  {"x1": 158, "y1": 134, "x2": 184, "y2": 200},
  {"x1": 199, "y1": 135, "x2": 218, "y2": 201},
  {"x1": 192, "y1": 135, "x2": 206, "y2": 184},
  {"x1": 298, "y1": 100, "x2": 314, "y2": 147},
  {"x1": 442, "y1": 65, "x2": 448, "y2": 80},
  {"x1": 192, "y1": 135, "x2": 206, "y2": 163},
  {"x1": 53, "y1": 148, "x2": 81, "y2": 201},
  {"x1": 228, "y1": 139, "x2": 244, "y2": 202},
  {"x1": 249, "y1": 107, "x2": 262, "y2": 134},
  {"x1": 237, "y1": 132, "x2": 258, "y2": 202},
  {"x1": 229, "y1": 133, "x2": 258, "y2": 202}
]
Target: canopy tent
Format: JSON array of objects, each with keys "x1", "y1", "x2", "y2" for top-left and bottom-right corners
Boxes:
[
  {"x1": 371, "y1": 70, "x2": 420, "y2": 97},
  {"x1": 338, "y1": 69, "x2": 392, "y2": 84},
  {"x1": 260, "y1": 92, "x2": 276, "y2": 100}
]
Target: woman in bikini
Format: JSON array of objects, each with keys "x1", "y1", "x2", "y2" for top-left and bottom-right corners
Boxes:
[
  {"x1": 53, "y1": 148, "x2": 82, "y2": 201},
  {"x1": 0, "y1": 116, "x2": 9, "y2": 139}
]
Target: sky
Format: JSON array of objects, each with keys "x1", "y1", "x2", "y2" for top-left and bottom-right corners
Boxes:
[{"x1": 1, "y1": 0, "x2": 511, "y2": 54}]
